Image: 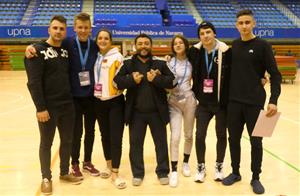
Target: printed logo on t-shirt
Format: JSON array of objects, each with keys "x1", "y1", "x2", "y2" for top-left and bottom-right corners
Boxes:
[
  {"x1": 214, "y1": 56, "x2": 218, "y2": 64},
  {"x1": 40, "y1": 47, "x2": 68, "y2": 60}
]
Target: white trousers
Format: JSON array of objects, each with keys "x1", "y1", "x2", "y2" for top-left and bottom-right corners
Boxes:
[{"x1": 168, "y1": 92, "x2": 197, "y2": 162}]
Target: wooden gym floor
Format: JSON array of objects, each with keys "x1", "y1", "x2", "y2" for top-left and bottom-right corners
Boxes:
[{"x1": 0, "y1": 70, "x2": 299, "y2": 195}]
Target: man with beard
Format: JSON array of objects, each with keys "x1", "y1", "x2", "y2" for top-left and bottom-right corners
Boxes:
[{"x1": 114, "y1": 33, "x2": 175, "y2": 186}]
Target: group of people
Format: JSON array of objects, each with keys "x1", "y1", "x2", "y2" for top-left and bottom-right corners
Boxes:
[{"x1": 24, "y1": 9, "x2": 281, "y2": 195}]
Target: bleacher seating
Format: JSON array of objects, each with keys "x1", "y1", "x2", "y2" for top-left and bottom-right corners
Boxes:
[
  {"x1": 193, "y1": 0, "x2": 237, "y2": 28},
  {"x1": 236, "y1": 0, "x2": 296, "y2": 28},
  {"x1": 280, "y1": 0, "x2": 300, "y2": 18},
  {"x1": 32, "y1": 0, "x2": 82, "y2": 26},
  {"x1": 94, "y1": 0, "x2": 195, "y2": 27},
  {"x1": 0, "y1": 0, "x2": 29, "y2": 26},
  {"x1": 168, "y1": 0, "x2": 188, "y2": 14},
  {"x1": 94, "y1": 0, "x2": 158, "y2": 14}
]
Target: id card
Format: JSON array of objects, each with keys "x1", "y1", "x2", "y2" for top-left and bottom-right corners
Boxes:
[
  {"x1": 78, "y1": 71, "x2": 90, "y2": 86},
  {"x1": 203, "y1": 79, "x2": 213, "y2": 93},
  {"x1": 94, "y1": 83, "x2": 102, "y2": 97}
]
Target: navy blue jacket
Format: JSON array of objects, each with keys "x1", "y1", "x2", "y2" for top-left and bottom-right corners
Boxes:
[{"x1": 63, "y1": 36, "x2": 98, "y2": 97}]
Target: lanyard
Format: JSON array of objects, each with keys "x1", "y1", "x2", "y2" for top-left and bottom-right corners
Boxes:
[
  {"x1": 76, "y1": 36, "x2": 90, "y2": 70},
  {"x1": 205, "y1": 49, "x2": 215, "y2": 78},
  {"x1": 96, "y1": 53, "x2": 103, "y2": 83},
  {"x1": 173, "y1": 58, "x2": 188, "y2": 86}
]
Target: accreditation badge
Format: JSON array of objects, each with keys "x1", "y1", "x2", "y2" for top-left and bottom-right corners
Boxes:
[
  {"x1": 78, "y1": 71, "x2": 90, "y2": 86},
  {"x1": 94, "y1": 83, "x2": 102, "y2": 97},
  {"x1": 203, "y1": 79, "x2": 214, "y2": 93}
]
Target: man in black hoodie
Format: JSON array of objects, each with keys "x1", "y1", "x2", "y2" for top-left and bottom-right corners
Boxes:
[
  {"x1": 222, "y1": 9, "x2": 281, "y2": 195},
  {"x1": 24, "y1": 15, "x2": 82, "y2": 195}
]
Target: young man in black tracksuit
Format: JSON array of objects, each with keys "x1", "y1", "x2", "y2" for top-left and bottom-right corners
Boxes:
[
  {"x1": 114, "y1": 34, "x2": 175, "y2": 186},
  {"x1": 189, "y1": 21, "x2": 231, "y2": 183},
  {"x1": 222, "y1": 9, "x2": 281, "y2": 195},
  {"x1": 24, "y1": 15, "x2": 82, "y2": 195}
]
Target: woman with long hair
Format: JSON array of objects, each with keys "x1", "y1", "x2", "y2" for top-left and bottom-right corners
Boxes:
[
  {"x1": 167, "y1": 35, "x2": 197, "y2": 187},
  {"x1": 94, "y1": 29, "x2": 126, "y2": 189}
]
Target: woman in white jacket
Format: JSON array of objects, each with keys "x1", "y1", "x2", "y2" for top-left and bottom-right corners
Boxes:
[
  {"x1": 94, "y1": 29, "x2": 126, "y2": 189},
  {"x1": 167, "y1": 35, "x2": 197, "y2": 187}
]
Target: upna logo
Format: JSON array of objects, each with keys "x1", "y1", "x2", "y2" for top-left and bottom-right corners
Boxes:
[
  {"x1": 7, "y1": 28, "x2": 31, "y2": 37},
  {"x1": 254, "y1": 29, "x2": 274, "y2": 38}
]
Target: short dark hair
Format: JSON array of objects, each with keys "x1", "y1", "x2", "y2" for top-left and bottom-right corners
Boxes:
[
  {"x1": 50, "y1": 15, "x2": 67, "y2": 25},
  {"x1": 95, "y1": 28, "x2": 112, "y2": 42},
  {"x1": 171, "y1": 35, "x2": 189, "y2": 55},
  {"x1": 236, "y1": 9, "x2": 254, "y2": 18},
  {"x1": 134, "y1": 33, "x2": 152, "y2": 45},
  {"x1": 74, "y1": 12, "x2": 91, "y2": 24}
]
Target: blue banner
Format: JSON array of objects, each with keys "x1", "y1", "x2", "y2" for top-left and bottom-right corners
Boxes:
[{"x1": 0, "y1": 26, "x2": 299, "y2": 39}]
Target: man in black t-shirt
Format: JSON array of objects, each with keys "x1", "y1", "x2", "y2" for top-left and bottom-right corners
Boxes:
[
  {"x1": 25, "y1": 15, "x2": 82, "y2": 195},
  {"x1": 222, "y1": 9, "x2": 281, "y2": 195}
]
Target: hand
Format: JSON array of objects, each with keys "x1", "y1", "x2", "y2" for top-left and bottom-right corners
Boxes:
[
  {"x1": 147, "y1": 70, "x2": 157, "y2": 82},
  {"x1": 132, "y1": 72, "x2": 143, "y2": 84},
  {"x1": 152, "y1": 69, "x2": 161, "y2": 75},
  {"x1": 36, "y1": 110, "x2": 50, "y2": 122},
  {"x1": 261, "y1": 78, "x2": 268, "y2": 87},
  {"x1": 165, "y1": 55, "x2": 171, "y2": 62},
  {"x1": 25, "y1": 45, "x2": 37, "y2": 58},
  {"x1": 266, "y1": 104, "x2": 277, "y2": 117}
]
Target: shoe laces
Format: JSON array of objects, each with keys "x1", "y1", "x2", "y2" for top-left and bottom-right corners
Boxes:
[
  {"x1": 84, "y1": 162, "x2": 94, "y2": 168},
  {"x1": 197, "y1": 163, "x2": 205, "y2": 173},
  {"x1": 72, "y1": 164, "x2": 80, "y2": 172},
  {"x1": 183, "y1": 163, "x2": 190, "y2": 170},
  {"x1": 215, "y1": 163, "x2": 223, "y2": 172}
]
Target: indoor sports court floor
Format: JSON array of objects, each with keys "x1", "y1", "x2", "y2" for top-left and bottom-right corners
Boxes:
[{"x1": 0, "y1": 70, "x2": 299, "y2": 195}]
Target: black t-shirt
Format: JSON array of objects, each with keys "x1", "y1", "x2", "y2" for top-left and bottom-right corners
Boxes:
[
  {"x1": 25, "y1": 41, "x2": 73, "y2": 111},
  {"x1": 134, "y1": 58, "x2": 157, "y2": 112}
]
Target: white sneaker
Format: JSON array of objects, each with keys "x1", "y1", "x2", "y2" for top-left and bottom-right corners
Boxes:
[
  {"x1": 182, "y1": 162, "x2": 191, "y2": 177},
  {"x1": 169, "y1": 171, "x2": 178, "y2": 187},
  {"x1": 214, "y1": 162, "x2": 224, "y2": 181},
  {"x1": 194, "y1": 163, "x2": 205, "y2": 183}
]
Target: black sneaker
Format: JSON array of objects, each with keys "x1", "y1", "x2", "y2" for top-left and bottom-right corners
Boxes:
[
  {"x1": 222, "y1": 173, "x2": 241, "y2": 186},
  {"x1": 251, "y1": 179, "x2": 265, "y2": 194}
]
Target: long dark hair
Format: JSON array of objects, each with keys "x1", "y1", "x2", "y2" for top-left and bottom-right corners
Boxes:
[{"x1": 171, "y1": 34, "x2": 189, "y2": 56}]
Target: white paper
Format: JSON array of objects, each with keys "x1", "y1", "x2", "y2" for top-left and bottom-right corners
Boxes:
[{"x1": 252, "y1": 110, "x2": 281, "y2": 137}]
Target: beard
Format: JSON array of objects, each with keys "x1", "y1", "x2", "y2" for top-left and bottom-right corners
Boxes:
[{"x1": 137, "y1": 48, "x2": 152, "y2": 58}]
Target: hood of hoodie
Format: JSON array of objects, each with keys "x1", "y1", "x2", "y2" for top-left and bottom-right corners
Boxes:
[{"x1": 100, "y1": 47, "x2": 120, "y2": 58}]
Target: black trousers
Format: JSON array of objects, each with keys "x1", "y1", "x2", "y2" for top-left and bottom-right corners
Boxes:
[
  {"x1": 129, "y1": 111, "x2": 170, "y2": 179},
  {"x1": 195, "y1": 104, "x2": 227, "y2": 164},
  {"x1": 71, "y1": 96, "x2": 96, "y2": 165},
  {"x1": 95, "y1": 95, "x2": 125, "y2": 169},
  {"x1": 38, "y1": 103, "x2": 75, "y2": 180},
  {"x1": 227, "y1": 101, "x2": 263, "y2": 180}
]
